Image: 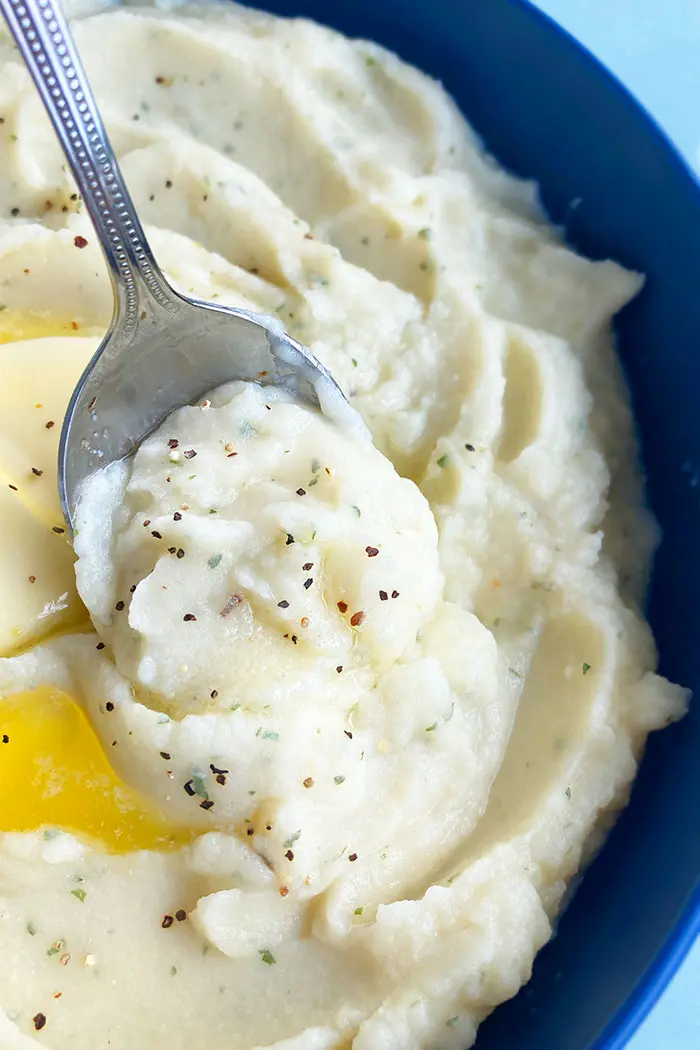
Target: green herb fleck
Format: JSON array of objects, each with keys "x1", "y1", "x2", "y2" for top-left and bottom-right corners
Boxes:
[
  {"x1": 565, "y1": 786, "x2": 572, "y2": 799},
  {"x1": 26, "y1": 921, "x2": 36, "y2": 936},
  {"x1": 437, "y1": 454, "x2": 449, "y2": 469},
  {"x1": 418, "y1": 227, "x2": 431, "y2": 240},
  {"x1": 352, "y1": 505, "x2": 361, "y2": 517},
  {"x1": 334, "y1": 775, "x2": 346, "y2": 785},
  {"x1": 71, "y1": 888, "x2": 86, "y2": 903},
  {"x1": 256, "y1": 728, "x2": 280, "y2": 741},
  {"x1": 582, "y1": 662, "x2": 591, "y2": 675},
  {"x1": 283, "y1": 830, "x2": 301, "y2": 849},
  {"x1": 311, "y1": 458, "x2": 321, "y2": 474},
  {"x1": 354, "y1": 906, "x2": 363, "y2": 916},
  {"x1": 170, "y1": 965, "x2": 177, "y2": 976},
  {"x1": 208, "y1": 553, "x2": 223, "y2": 569},
  {"x1": 259, "y1": 949, "x2": 276, "y2": 965},
  {"x1": 425, "y1": 722, "x2": 438, "y2": 732},
  {"x1": 191, "y1": 775, "x2": 209, "y2": 799},
  {"x1": 365, "y1": 55, "x2": 376, "y2": 67},
  {"x1": 351, "y1": 357, "x2": 358, "y2": 367},
  {"x1": 446, "y1": 1017, "x2": 459, "y2": 1028},
  {"x1": 240, "y1": 421, "x2": 257, "y2": 439},
  {"x1": 47, "y1": 945, "x2": 60, "y2": 957},
  {"x1": 209, "y1": 508, "x2": 217, "y2": 514}
]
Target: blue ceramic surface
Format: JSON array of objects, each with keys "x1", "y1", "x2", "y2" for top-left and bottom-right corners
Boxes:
[{"x1": 243, "y1": 1, "x2": 700, "y2": 1046}]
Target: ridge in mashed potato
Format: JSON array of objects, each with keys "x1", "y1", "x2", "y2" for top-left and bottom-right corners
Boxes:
[{"x1": 0, "y1": 2, "x2": 687, "y2": 1048}]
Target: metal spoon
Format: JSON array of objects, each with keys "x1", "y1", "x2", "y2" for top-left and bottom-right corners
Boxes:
[{"x1": 1, "y1": 0, "x2": 355, "y2": 532}]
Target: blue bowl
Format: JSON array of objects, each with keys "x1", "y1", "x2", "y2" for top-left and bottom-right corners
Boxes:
[{"x1": 247, "y1": 0, "x2": 700, "y2": 1045}]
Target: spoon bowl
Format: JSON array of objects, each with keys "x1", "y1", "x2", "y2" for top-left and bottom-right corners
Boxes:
[{"x1": 0, "y1": 0, "x2": 351, "y2": 530}]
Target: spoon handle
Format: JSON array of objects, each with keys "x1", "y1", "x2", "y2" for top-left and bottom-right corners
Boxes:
[{"x1": 0, "y1": 0, "x2": 179, "y2": 330}]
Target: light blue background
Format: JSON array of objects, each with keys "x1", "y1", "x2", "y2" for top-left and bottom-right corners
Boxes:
[{"x1": 533, "y1": 2, "x2": 700, "y2": 1047}]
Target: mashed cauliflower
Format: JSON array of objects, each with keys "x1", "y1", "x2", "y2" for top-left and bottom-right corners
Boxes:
[{"x1": 0, "y1": 1, "x2": 687, "y2": 1048}]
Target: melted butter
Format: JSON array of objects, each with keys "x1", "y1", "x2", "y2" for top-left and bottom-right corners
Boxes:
[
  {"x1": 0, "y1": 687, "x2": 195, "y2": 853},
  {"x1": 0, "y1": 310, "x2": 103, "y2": 346}
]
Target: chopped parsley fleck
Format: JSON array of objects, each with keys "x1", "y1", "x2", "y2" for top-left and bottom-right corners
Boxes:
[
  {"x1": 256, "y1": 728, "x2": 280, "y2": 741},
  {"x1": 283, "y1": 830, "x2": 301, "y2": 849},
  {"x1": 446, "y1": 1017, "x2": 459, "y2": 1028},
  {"x1": 425, "y1": 722, "x2": 438, "y2": 732},
  {"x1": 333, "y1": 775, "x2": 346, "y2": 785},
  {"x1": 354, "y1": 906, "x2": 363, "y2": 916},
  {"x1": 259, "y1": 949, "x2": 276, "y2": 965},
  {"x1": 208, "y1": 553, "x2": 223, "y2": 569},
  {"x1": 582, "y1": 662, "x2": 591, "y2": 675},
  {"x1": 70, "y1": 888, "x2": 86, "y2": 903},
  {"x1": 437, "y1": 454, "x2": 449, "y2": 468}
]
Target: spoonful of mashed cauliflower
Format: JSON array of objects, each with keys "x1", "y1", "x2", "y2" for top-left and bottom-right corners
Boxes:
[{"x1": 1, "y1": 0, "x2": 359, "y2": 530}]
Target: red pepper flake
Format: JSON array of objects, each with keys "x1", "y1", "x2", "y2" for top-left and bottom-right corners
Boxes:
[
  {"x1": 285, "y1": 533, "x2": 295, "y2": 545},
  {"x1": 183, "y1": 449, "x2": 197, "y2": 459},
  {"x1": 87, "y1": 397, "x2": 97, "y2": 412},
  {"x1": 168, "y1": 438, "x2": 179, "y2": 449},
  {"x1": 160, "y1": 751, "x2": 171, "y2": 760},
  {"x1": 350, "y1": 610, "x2": 365, "y2": 627},
  {"x1": 302, "y1": 562, "x2": 313, "y2": 571},
  {"x1": 183, "y1": 613, "x2": 197, "y2": 622},
  {"x1": 173, "y1": 512, "x2": 182, "y2": 521},
  {"x1": 379, "y1": 590, "x2": 388, "y2": 601},
  {"x1": 28, "y1": 575, "x2": 36, "y2": 584},
  {"x1": 280, "y1": 886, "x2": 289, "y2": 897},
  {"x1": 200, "y1": 799, "x2": 214, "y2": 810},
  {"x1": 73, "y1": 235, "x2": 88, "y2": 248},
  {"x1": 336, "y1": 666, "x2": 343, "y2": 673},
  {"x1": 143, "y1": 519, "x2": 151, "y2": 527},
  {"x1": 285, "y1": 850, "x2": 294, "y2": 861},
  {"x1": 96, "y1": 642, "x2": 105, "y2": 650},
  {"x1": 52, "y1": 526, "x2": 65, "y2": 534},
  {"x1": 105, "y1": 702, "x2": 114, "y2": 712},
  {"x1": 348, "y1": 853, "x2": 358, "y2": 863},
  {"x1": 278, "y1": 600, "x2": 290, "y2": 609},
  {"x1": 176, "y1": 548, "x2": 185, "y2": 559},
  {"x1": 303, "y1": 232, "x2": 314, "y2": 239},
  {"x1": 161, "y1": 915, "x2": 174, "y2": 929},
  {"x1": 227, "y1": 451, "x2": 238, "y2": 458},
  {"x1": 115, "y1": 601, "x2": 125, "y2": 611},
  {"x1": 391, "y1": 590, "x2": 400, "y2": 599},
  {"x1": 296, "y1": 488, "x2": 306, "y2": 496},
  {"x1": 31, "y1": 467, "x2": 43, "y2": 477},
  {"x1": 365, "y1": 546, "x2": 379, "y2": 558},
  {"x1": 337, "y1": 600, "x2": 348, "y2": 613},
  {"x1": 303, "y1": 578, "x2": 313, "y2": 589},
  {"x1": 71, "y1": 321, "x2": 79, "y2": 331},
  {"x1": 175, "y1": 909, "x2": 187, "y2": 922},
  {"x1": 33, "y1": 1013, "x2": 46, "y2": 1031},
  {"x1": 151, "y1": 530, "x2": 162, "y2": 539},
  {"x1": 300, "y1": 617, "x2": 309, "y2": 628},
  {"x1": 303, "y1": 777, "x2": 314, "y2": 788}
]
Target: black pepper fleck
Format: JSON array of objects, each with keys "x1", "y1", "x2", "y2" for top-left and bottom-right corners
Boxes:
[{"x1": 161, "y1": 915, "x2": 174, "y2": 929}]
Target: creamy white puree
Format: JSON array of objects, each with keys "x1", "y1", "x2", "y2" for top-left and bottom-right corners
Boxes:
[{"x1": 0, "y1": 2, "x2": 687, "y2": 1048}]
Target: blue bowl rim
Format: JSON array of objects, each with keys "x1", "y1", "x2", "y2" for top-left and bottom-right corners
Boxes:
[{"x1": 513, "y1": 2, "x2": 700, "y2": 1046}]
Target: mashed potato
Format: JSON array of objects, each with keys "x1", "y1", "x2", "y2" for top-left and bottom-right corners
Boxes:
[{"x1": 0, "y1": 1, "x2": 687, "y2": 1047}]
